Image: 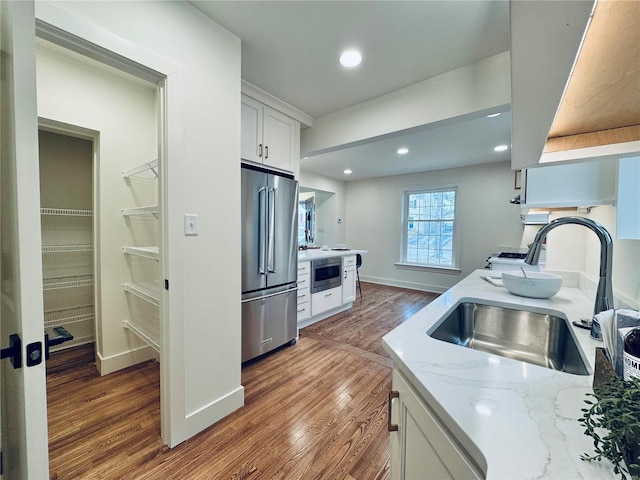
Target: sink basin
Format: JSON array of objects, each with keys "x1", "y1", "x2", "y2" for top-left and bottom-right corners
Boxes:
[{"x1": 428, "y1": 302, "x2": 590, "y2": 375}]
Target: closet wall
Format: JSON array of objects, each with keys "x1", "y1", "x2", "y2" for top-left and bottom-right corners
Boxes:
[
  {"x1": 39, "y1": 131, "x2": 94, "y2": 349},
  {"x1": 36, "y1": 40, "x2": 159, "y2": 374}
]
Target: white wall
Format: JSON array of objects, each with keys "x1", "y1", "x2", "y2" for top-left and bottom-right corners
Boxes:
[
  {"x1": 344, "y1": 161, "x2": 523, "y2": 292},
  {"x1": 299, "y1": 170, "x2": 347, "y2": 245},
  {"x1": 301, "y1": 52, "x2": 510, "y2": 156},
  {"x1": 36, "y1": 42, "x2": 159, "y2": 369},
  {"x1": 37, "y1": 0, "x2": 242, "y2": 447}
]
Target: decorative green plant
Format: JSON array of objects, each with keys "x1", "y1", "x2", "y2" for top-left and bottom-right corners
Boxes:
[{"x1": 580, "y1": 376, "x2": 640, "y2": 480}]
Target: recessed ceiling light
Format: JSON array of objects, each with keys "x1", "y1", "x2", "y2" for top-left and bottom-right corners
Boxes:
[
  {"x1": 339, "y1": 49, "x2": 362, "y2": 68},
  {"x1": 494, "y1": 145, "x2": 509, "y2": 152},
  {"x1": 302, "y1": 156, "x2": 309, "y2": 159},
  {"x1": 486, "y1": 113, "x2": 501, "y2": 118},
  {"x1": 397, "y1": 147, "x2": 409, "y2": 155},
  {"x1": 344, "y1": 169, "x2": 353, "y2": 175}
]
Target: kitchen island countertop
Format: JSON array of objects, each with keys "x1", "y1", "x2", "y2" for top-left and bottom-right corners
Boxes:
[
  {"x1": 383, "y1": 269, "x2": 616, "y2": 479},
  {"x1": 298, "y1": 248, "x2": 367, "y2": 261}
]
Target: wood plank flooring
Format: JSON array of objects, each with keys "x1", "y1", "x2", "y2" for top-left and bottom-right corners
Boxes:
[{"x1": 47, "y1": 282, "x2": 438, "y2": 480}]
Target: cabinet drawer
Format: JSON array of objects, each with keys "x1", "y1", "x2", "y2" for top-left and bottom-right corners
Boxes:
[
  {"x1": 311, "y1": 286, "x2": 342, "y2": 316},
  {"x1": 297, "y1": 301, "x2": 310, "y2": 322},
  {"x1": 343, "y1": 255, "x2": 357, "y2": 268},
  {"x1": 297, "y1": 273, "x2": 310, "y2": 290},
  {"x1": 298, "y1": 261, "x2": 310, "y2": 275},
  {"x1": 297, "y1": 287, "x2": 310, "y2": 305}
]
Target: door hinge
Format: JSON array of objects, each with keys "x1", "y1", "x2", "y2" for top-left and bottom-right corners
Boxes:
[{"x1": 0, "y1": 334, "x2": 22, "y2": 369}]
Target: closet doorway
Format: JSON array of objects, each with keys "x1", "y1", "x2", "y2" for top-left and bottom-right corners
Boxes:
[
  {"x1": 39, "y1": 128, "x2": 96, "y2": 351},
  {"x1": 35, "y1": 36, "x2": 165, "y2": 448}
]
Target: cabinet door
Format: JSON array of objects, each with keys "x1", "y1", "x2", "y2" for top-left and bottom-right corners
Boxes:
[
  {"x1": 390, "y1": 370, "x2": 483, "y2": 480},
  {"x1": 342, "y1": 266, "x2": 356, "y2": 303},
  {"x1": 241, "y1": 95, "x2": 263, "y2": 163},
  {"x1": 263, "y1": 105, "x2": 297, "y2": 173},
  {"x1": 524, "y1": 157, "x2": 616, "y2": 207}
]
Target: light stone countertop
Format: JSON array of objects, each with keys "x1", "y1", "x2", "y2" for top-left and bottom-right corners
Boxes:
[
  {"x1": 298, "y1": 248, "x2": 367, "y2": 261},
  {"x1": 382, "y1": 269, "x2": 616, "y2": 479}
]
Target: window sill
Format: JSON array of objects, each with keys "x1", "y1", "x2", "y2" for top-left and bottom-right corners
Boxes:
[{"x1": 394, "y1": 262, "x2": 462, "y2": 274}]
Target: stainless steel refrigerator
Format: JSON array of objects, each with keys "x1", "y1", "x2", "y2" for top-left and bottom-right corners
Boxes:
[{"x1": 241, "y1": 163, "x2": 298, "y2": 362}]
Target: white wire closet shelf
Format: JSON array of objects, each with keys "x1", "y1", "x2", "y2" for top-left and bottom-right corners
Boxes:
[
  {"x1": 123, "y1": 317, "x2": 159, "y2": 352},
  {"x1": 43, "y1": 274, "x2": 93, "y2": 291},
  {"x1": 44, "y1": 304, "x2": 94, "y2": 328},
  {"x1": 121, "y1": 205, "x2": 159, "y2": 216},
  {"x1": 121, "y1": 159, "x2": 158, "y2": 178},
  {"x1": 123, "y1": 281, "x2": 160, "y2": 306},
  {"x1": 42, "y1": 244, "x2": 93, "y2": 253},
  {"x1": 122, "y1": 246, "x2": 159, "y2": 261},
  {"x1": 40, "y1": 208, "x2": 93, "y2": 216}
]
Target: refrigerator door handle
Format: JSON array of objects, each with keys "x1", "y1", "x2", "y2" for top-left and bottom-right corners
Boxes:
[
  {"x1": 258, "y1": 187, "x2": 267, "y2": 275},
  {"x1": 267, "y1": 187, "x2": 276, "y2": 273}
]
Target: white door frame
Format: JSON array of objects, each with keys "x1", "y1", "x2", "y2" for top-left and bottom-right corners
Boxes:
[
  {"x1": 1, "y1": 1, "x2": 49, "y2": 477},
  {"x1": 37, "y1": 118, "x2": 101, "y2": 353},
  {"x1": 34, "y1": 9, "x2": 177, "y2": 446}
]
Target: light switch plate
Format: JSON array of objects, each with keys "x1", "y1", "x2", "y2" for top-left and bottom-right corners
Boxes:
[{"x1": 184, "y1": 214, "x2": 198, "y2": 236}]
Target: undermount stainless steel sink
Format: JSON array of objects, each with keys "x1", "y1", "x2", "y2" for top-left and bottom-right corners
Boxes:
[{"x1": 428, "y1": 302, "x2": 590, "y2": 375}]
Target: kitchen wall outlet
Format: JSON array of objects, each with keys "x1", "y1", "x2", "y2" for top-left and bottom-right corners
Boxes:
[{"x1": 184, "y1": 214, "x2": 198, "y2": 236}]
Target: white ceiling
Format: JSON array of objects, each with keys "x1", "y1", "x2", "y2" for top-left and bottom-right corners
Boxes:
[{"x1": 190, "y1": 0, "x2": 512, "y2": 181}]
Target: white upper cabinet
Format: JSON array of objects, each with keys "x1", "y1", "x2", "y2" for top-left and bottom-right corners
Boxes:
[
  {"x1": 523, "y1": 157, "x2": 616, "y2": 208},
  {"x1": 618, "y1": 156, "x2": 640, "y2": 239},
  {"x1": 241, "y1": 96, "x2": 263, "y2": 163},
  {"x1": 241, "y1": 94, "x2": 300, "y2": 175}
]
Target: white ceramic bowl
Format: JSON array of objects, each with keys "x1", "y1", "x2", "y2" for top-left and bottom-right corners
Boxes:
[{"x1": 501, "y1": 271, "x2": 563, "y2": 298}]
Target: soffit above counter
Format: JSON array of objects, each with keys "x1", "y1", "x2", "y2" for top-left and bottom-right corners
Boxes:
[
  {"x1": 544, "y1": 0, "x2": 640, "y2": 155},
  {"x1": 546, "y1": 0, "x2": 640, "y2": 142},
  {"x1": 509, "y1": 0, "x2": 595, "y2": 170},
  {"x1": 511, "y1": 0, "x2": 639, "y2": 170}
]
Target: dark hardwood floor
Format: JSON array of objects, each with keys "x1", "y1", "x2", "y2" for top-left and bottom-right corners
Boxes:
[{"x1": 47, "y1": 282, "x2": 438, "y2": 479}]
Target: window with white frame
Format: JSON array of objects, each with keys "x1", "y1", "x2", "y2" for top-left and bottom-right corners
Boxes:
[{"x1": 401, "y1": 188, "x2": 458, "y2": 268}]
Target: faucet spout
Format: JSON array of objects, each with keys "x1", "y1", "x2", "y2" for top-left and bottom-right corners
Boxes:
[{"x1": 524, "y1": 216, "x2": 613, "y2": 316}]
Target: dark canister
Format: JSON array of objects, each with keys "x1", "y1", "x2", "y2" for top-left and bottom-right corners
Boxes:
[{"x1": 623, "y1": 327, "x2": 640, "y2": 380}]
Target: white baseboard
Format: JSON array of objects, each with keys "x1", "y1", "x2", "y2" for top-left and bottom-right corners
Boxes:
[
  {"x1": 359, "y1": 274, "x2": 447, "y2": 294},
  {"x1": 96, "y1": 344, "x2": 157, "y2": 376}
]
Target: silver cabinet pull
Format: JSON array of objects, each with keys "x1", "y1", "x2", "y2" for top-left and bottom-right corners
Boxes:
[
  {"x1": 258, "y1": 143, "x2": 263, "y2": 158},
  {"x1": 265, "y1": 145, "x2": 269, "y2": 159}
]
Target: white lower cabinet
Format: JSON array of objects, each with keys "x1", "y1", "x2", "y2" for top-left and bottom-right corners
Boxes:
[
  {"x1": 297, "y1": 261, "x2": 311, "y2": 322},
  {"x1": 342, "y1": 255, "x2": 357, "y2": 303},
  {"x1": 343, "y1": 265, "x2": 356, "y2": 303},
  {"x1": 390, "y1": 369, "x2": 483, "y2": 480},
  {"x1": 297, "y1": 287, "x2": 310, "y2": 322},
  {"x1": 311, "y1": 286, "x2": 342, "y2": 316}
]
